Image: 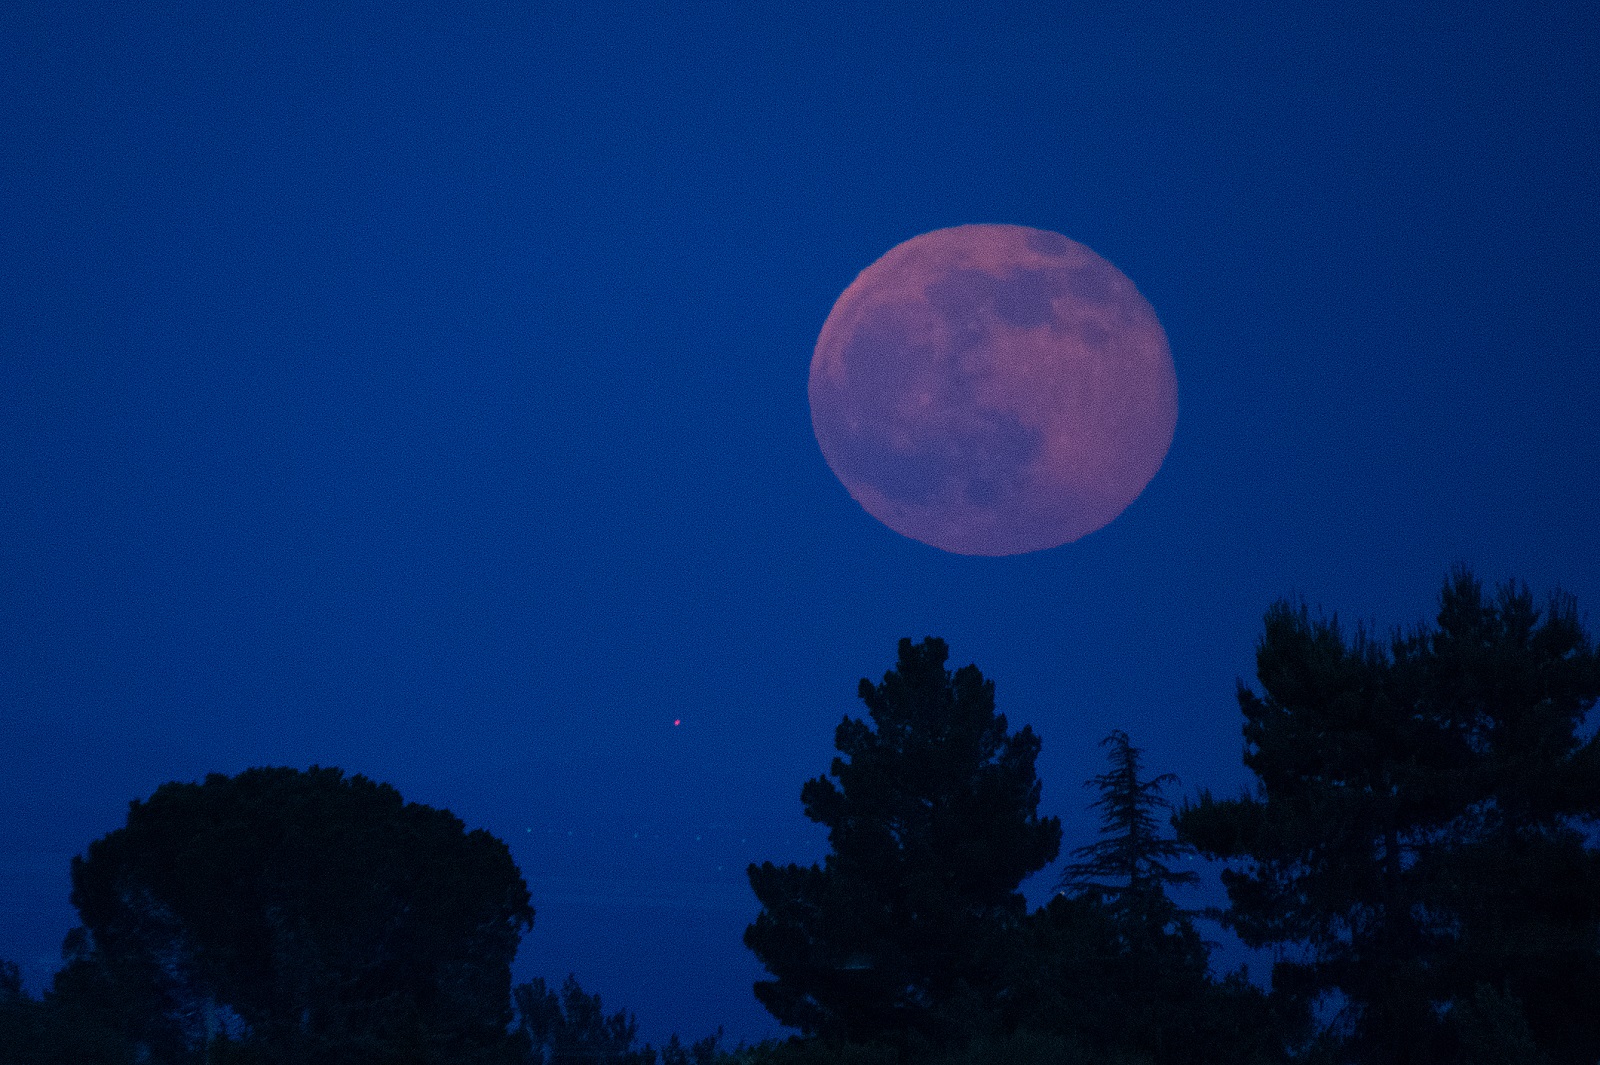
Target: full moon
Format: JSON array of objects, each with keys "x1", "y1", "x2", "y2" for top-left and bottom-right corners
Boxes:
[{"x1": 808, "y1": 224, "x2": 1177, "y2": 555}]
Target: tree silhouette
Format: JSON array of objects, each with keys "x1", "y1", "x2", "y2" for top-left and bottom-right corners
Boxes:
[
  {"x1": 0, "y1": 959, "x2": 134, "y2": 1065},
  {"x1": 515, "y1": 975, "x2": 656, "y2": 1065},
  {"x1": 1057, "y1": 730, "x2": 1197, "y2": 904},
  {"x1": 1010, "y1": 731, "x2": 1288, "y2": 1065},
  {"x1": 744, "y1": 637, "x2": 1061, "y2": 1051},
  {"x1": 0, "y1": 951, "x2": 144, "y2": 1065},
  {"x1": 65, "y1": 766, "x2": 534, "y2": 1064},
  {"x1": 1177, "y1": 569, "x2": 1600, "y2": 1065}
]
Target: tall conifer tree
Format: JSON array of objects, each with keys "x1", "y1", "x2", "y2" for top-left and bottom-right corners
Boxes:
[
  {"x1": 744, "y1": 637, "x2": 1061, "y2": 1051},
  {"x1": 1014, "y1": 732, "x2": 1286, "y2": 1065}
]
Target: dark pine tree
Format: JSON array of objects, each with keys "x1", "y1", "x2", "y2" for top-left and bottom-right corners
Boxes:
[
  {"x1": 1057, "y1": 729, "x2": 1198, "y2": 904},
  {"x1": 1012, "y1": 731, "x2": 1289, "y2": 1065},
  {"x1": 744, "y1": 637, "x2": 1061, "y2": 1052},
  {"x1": 1176, "y1": 568, "x2": 1600, "y2": 1065}
]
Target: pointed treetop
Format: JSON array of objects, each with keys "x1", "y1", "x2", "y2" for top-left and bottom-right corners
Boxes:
[{"x1": 1058, "y1": 729, "x2": 1197, "y2": 900}]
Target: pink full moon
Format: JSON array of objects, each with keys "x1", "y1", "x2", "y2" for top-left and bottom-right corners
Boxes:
[{"x1": 808, "y1": 224, "x2": 1178, "y2": 556}]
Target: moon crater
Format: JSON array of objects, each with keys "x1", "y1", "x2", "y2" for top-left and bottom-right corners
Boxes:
[{"x1": 809, "y1": 224, "x2": 1177, "y2": 556}]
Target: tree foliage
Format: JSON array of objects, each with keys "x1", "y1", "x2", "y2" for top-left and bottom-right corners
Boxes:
[
  {"x1": 1011, "y1": 732, "x2": 1290, "y2": 1065},
  {"x1": 719, "y1": 1029, "x2": 1143, "y2": 1065},
  {"x1": 512, "y1": 975, "x2": 732, "y2": 1065},
  {"x1": 0, "y1": 958, "x2": 138, "y2": 1065},
  {"x1": 1176, "y1": 568, "x2": 1600, "y2": 1064},
  {"x1": 1057, "y1": 729, "x2": 1198, "y2": 903},
  {"x1": 515, "y1": 975, "x2": 656, "y2": 1065},
  {"x1": 8, "y1": 568, "x2": 1595, "y2": 1065},
  {"x1": 64, "y1": 766, "x2": 534, "y2": 1064},
  {"x1": 1009, "y1": 892, "x2": 1291, "y2": 1065},
  {"x1": 744, "y1": 637, "x2": 1061, "y2": 1050}
]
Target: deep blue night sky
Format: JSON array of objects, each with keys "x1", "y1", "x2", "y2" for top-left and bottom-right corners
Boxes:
[{"x1": 3, "y1": 0, "x2": 1597, "y2": 1047}]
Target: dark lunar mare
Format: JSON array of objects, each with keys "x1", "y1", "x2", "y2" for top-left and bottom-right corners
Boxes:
[
  {"x1": 923, "y1": 267, "x2": 1064, "y2": 331},
  {"x1": 816, "y1": 295, "x2": 1045, "y2": 511}
]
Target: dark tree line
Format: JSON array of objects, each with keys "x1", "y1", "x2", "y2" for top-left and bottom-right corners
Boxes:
[
  {"x1": 744, "y1": 638, "x2": 1293, "y2": 1065},
  {"x1": 3, "y1": 567, "x2": 1597, "y2": 1064},
  {"x1": 745, "y1": 570, "x2": 1600, "y2": 1064},
  {"x1": 1178, "y1": 568, "x2": 1600, "y2": 1064},
  {"x1": 0, "y1": 770, "x2": 715, "y2": 1065}
]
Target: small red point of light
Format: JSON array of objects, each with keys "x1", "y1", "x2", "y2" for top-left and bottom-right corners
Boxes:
[{"x1": 673, "y1": 719, "x2": 681, "y2": 726}]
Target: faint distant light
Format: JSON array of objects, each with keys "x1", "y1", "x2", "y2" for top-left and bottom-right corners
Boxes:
[{"x1": 673, "y1": 718, "x2": 681, "y2": 726}]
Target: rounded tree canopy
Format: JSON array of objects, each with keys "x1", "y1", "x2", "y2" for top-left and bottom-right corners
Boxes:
[{"x1": 68, "y1": 766, "x2": 533, "y2": 1064}]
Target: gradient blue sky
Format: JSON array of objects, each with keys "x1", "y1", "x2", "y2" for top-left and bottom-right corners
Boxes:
[{"x1": 3, "y1": 0, "x2": 1597, "y2": 1047}]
